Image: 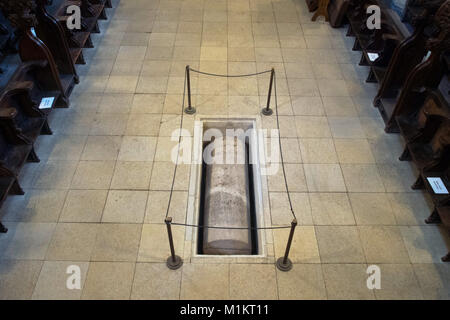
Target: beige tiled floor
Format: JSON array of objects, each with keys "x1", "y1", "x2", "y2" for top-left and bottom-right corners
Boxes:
[{"x1": 0, "y1": 0, "x2": 449, "y2": 300}]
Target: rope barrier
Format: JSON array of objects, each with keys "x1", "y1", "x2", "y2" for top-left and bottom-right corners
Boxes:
[
  {"x1": 163, "y1": 66, "x2": 299, "y2": 271},
  {"x1": 171, "y1": 222, "x2": 292, "y2": 230},
  {"x1": 164, "y1": 69, "x2": 187, "y2": 219},
  {"x1": 188, "y1": 68, "x2": 272, "y2": 78},
  {"x1": 273, "y1": 72, "x2": 297, "y2": 220},
  {"x1": 164, "y1": 66, "x2": 297, "y2": 224}
]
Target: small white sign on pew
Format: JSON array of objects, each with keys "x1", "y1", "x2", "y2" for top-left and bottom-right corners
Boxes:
[
  {"x1": 39, "y1": 97, "x2": 55, "y2": 110},
  {"x1": 427, "y1": 177, "x2": 449, "y2": 194},
  {"x1": 367, "y1": 53, "x2": 379, "y2": 62}
]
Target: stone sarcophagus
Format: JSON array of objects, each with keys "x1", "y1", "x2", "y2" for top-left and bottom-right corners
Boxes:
[{"x1": 201, "y1": 124, "x2": 256, "y2": 255}]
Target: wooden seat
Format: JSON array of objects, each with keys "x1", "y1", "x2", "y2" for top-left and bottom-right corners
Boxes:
[
  {"x1": 0, "y1": 10, "x2": 17, "y2": 73},
  {"x1": 345, "y1": 1, "x2": 408, "y2": 91},
  {"x1": 305, "y1": 0, "x2": 318, "y2": 12},
  {"x1": 376, "y1": 0, "x2": 450, "y2": 132},
  {"x1": 328, "y1": 0, "x2": 350, "y2": 28},
  {"x1": 425, "y1": 205, "x2": 450, "y2": 262}
]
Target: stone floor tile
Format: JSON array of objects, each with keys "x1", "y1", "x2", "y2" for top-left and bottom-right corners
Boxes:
[
  {"x1": 97, "y1": 94, "x2": 134, "y2": 114},
  {"x1": 136, "y1": 76, "x2": 169, "y2": 94},
  {"x1": 288, "y1": 78, "x2": 320, "y2": 96},
  {"x1": 60, "y1": 190, "x2": 107, "y2": 223},
  {"x1": 90, "y1": 114, "x2": 128, "y2": 135},
  {"x1": 309, "y1": 193, "x2": 355, "y2": 225},
  {"x1": 334, "y1": 138, "x2": 375, "y2": 164},
  {"x1": 91, "y1": 224, "x2": 142, "y2": 262},
  {"x1": 33, "y1": 161, "x2": 78, "y2": 189},
  {"x1": 46, "y1": 223, "x2": 98, "y2": 261},
  {"x1": 149, "y1": 33, "x2": 176, "y2": 47},
  {"x1": 270, "y1": 192, "x2": 312, "y2": 225},
  {"x1": 118, "y1": 136, "x2": 157, "y2": 161},
  {"x1": 285, "y1": 163, "x2": 308, "y2": 192},
  {"x1": 0, "y1": 222, "x2": 56, "y2": 260},
  {"x1": 228, "y1": 95, "x2": 259, "y2": 115},
  {"x1": 304, "y1": 164, "x2": 346, "y2": 192},
  {"x1": 37, "y1": 135, "x2": 87, "y2": 161},
  {"x1": 317, "y1": 79, "x2": 349, "y2": 96},
  {"x1": 328, "y1": 116, "x2": 365, "y2": 139},
  {"x1": 377, "y1": 163, "x2": 419, "y2": 193},
  {"x1": 110, "y1": 161, "x2": 153, "y2": 190},
  {"x1": 111, "y1": 59, "x2": 143, "y2": 76},
  {"x1": 341, "y1": 164, "x2": 385, "y2": 193},
  {"x1": 138, "y1": 224, "x2": 185, "y2": 262},
  {"x1": 413, "y1": 263, "x2": 450, "y2": 300},
  {"x1": 131, "y1": 94, "x2": 165, "y2": 113},
  {"x1": 32, "y1": 261, "x2": 89, "y2": 300},
  {"x1": 116, "y1": 45, "x2": 147, "y2": 60},
  {"x1": 400, "y1": 226, "x2": 450, "y2": 263},
  {"x1": 150, "y1": 162, "x2": 190, "y2": 191},
  {"x1": 71, "y1": 160, "x2": 115, "y2": 189},
  {"x1": 299, "y1": 138, "x2": 338, "y2": 164},
  {"x1": 273, "y1": 226, "x2": 320, "y2": 263},
  {"x1": 322, "y1": 264, "x2": 375, "y2": 300},
  {"x1": 312, "y1": 63, "x2": 343, "y2": 79},
  {"x1": 0, "y1": 260, "x2": 43, "y2": 300},
  {"x1": 131, "y1": 263, "x2": 181, "y2": 300},
  {"x1": 82, "y1": 262, "x2": 135, "y2": 300},
  {"x1": 291, "y1": 97, "x2": 324, "y2": 116},
  {"x1": 277, "y1": 264, "x2": 327, "y2": 300},
  {"x1": 359, "y1": 226, "x2": 410, "y2": 263},
  {"x1": 387, "y1": 193, "x2": 431, "y2": 226},
  {"x1": 102, "y1": 190, "x2": 148, "y2": 223},
  {"x1": 126, "y1": 114, "x2": 162, "y2": 136},
  {"x1": 316, "y1": 226, "x2": 365, "y2": 263},
  {"x1": 154, "y1": 137, "x2": 179, "y2": 162},
  {"x1": 349, "y1": 193, "x2": 397, "y2": 225},
  {"x1": 145, "y1": 191, "x2": 187, "y2": 223},
  {"x1": 180, "y1": 264, "x2": 229, "y2": 300},
  {"x1": 368, "y1": 135, "x2": 405, "y2": 164},
  {"x1": 374, "y1": 264, "x2": 423, "y2": 300},
  {"x1": 295, "y1": 116, "x2": 331, "y2": 138},
  {"x1": 81, "y1": 135, "x2": 122, "y2": 161},
  {"x1": 1, "y1": 189, "x2": 66, "y2": 223},
  {"x1": 105, "y1": 75, "x2": 139, "y2": 94},
  {"x1": 230, "y1": 264, "x2": 278, "y2": 300}
]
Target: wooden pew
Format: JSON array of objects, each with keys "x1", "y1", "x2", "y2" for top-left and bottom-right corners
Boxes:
[
  {"x1": 376, "y1": 0, "x2": 449, "y2": 132},
  {"x1": 397, "y1": 89, "x2": 450, "y2": 261},
  {"x1": 345, "y1": 0, "x2": 408, "y2": 90},
  {"x1": 43, "y1": 0, "x2": 108, "y2": 65}
]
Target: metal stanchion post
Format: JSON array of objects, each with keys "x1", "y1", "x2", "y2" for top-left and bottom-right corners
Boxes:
[
  {"x1": 165, "y1": 217, "x2": 183, "y2": 270},
  {"x1": 261, "y1": 68, "x2": 274, "y2": 116},
  {"x1": 184, "y1": 65, "x2": 196, "y2": 115},
  {"x1": 276, "y1": 218, "x2": 297, "y2": 271}
]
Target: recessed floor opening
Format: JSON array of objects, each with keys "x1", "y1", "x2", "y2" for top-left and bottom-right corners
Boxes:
[{"x1": 195, "y1": 119, "x2": 264, "y2": 256}]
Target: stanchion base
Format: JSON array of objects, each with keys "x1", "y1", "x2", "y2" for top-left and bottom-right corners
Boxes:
[
  {"x1": 276, "y1": 257, "x2": 293, "y2": 272},
  {"x1": 166, "y1": 255, "x2": 183, "y2": 270},
  {"x1": 261, "y1": 108, "x2": 273, "y2": 116},
  {"x1": 184, "y1": 107, "x2": 196, "y2": 115}
]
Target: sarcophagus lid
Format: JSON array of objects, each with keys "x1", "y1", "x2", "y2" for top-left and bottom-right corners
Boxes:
[{"x1": 202, "y1": 132, "x2": 252, "y2": 255}]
